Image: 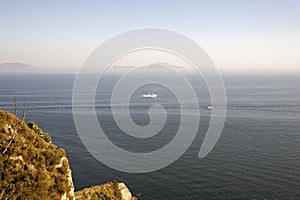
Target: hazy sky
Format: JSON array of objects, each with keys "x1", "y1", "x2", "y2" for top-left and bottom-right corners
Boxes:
[{"x1": 0, "y1": 0, "x2": 299, "y2": 73}]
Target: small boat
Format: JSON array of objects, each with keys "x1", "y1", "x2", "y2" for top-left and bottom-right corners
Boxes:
[{"x1": 142, "y1": 92, "x2": 157, "y2": 99}]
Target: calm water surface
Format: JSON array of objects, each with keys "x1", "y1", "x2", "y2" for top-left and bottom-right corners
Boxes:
[{"x1": 0, "y1": 73, "x2": 299, "y2": 199}]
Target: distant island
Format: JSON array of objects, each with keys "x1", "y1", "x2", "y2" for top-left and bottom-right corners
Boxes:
[
  {"x1": 110, "y1": 63, "x2": 185, "y2": 74},
  {"x1": 0, "y1": 62, "x2": 37, "y2": 72},
  {"x1": 112, "y1": 62, "x2": 184, "y2": 70}
]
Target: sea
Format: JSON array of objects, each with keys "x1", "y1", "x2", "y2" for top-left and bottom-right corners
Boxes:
[{"x1": 0, "y1": 73, "x2": 300, "y2": 199}]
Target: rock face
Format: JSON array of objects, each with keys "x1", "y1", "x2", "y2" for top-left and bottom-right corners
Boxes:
[
  {"x1": 0, "y1": 110, "x2": 136, "y2": 200},
  {"x1": 75, "y1": 181, "x2": 136, "y2": 200}
]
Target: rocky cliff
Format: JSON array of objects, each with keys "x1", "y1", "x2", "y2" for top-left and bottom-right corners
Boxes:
[
  {"x1": 0, "y1": 110, "x2": 135, "y2": 200},
  {"x1": 75, "y1": 181, "x2": 136, "y2": 200}
]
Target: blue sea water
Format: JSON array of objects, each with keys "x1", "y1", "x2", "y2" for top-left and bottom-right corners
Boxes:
[{"x1": 0, "y1": 73, "x2": 300, "y2": 199}]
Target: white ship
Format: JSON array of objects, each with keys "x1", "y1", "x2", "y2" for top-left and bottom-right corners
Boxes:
[{"x1": 142, "y1": 92, "x2": 157, "y2": 99}]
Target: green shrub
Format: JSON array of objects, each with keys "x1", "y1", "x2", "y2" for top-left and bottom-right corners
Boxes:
[{"x1": 0, "y1": 110, "x2": 73, "y2": 200}]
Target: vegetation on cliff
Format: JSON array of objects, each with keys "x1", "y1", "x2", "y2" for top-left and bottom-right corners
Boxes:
[
  {"x1": 0, "y1": 110, "x2": 74, "y2": 200},
  {"x1": 0, "y1": 109, "x2": 136, "y2": 200},
  {"x1": 75, "y1": 181, "x2": 136, "y2": 200}
]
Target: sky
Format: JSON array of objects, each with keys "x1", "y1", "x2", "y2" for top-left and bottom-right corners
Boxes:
[{"x1": 0, "y1": 0, "x2": 299, "y2": 73}]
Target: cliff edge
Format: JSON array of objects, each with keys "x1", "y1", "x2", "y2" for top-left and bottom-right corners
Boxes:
[
  {"x1": 75, "y1": 181, "x2": 136, "y2": 200},
  {"x1": 0, "y1": 110, "x2": 135, "y2": 200}
]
